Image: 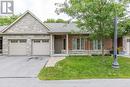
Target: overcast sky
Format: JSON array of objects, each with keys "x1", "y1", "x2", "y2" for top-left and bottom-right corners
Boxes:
[{"x1": 13, "y1": 0, "x2": 70, "y2": 21}]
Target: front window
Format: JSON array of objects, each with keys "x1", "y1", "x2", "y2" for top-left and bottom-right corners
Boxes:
[
  {"x1": 72, "y1": 38, "x2": 85, "y2": 50},
  {"x1": 63, "y1": 39, "x2": 66, "y2": 50},
  {"x1": 72, "y1": 38, "x2": 77, "y2": 50},
  {"x1": 77, "y1": 38, "x2": 80, "y2": 49},
  {"x1": 93, "y1": 40, "x2": 102, "y2": 50},
  {"x1": 81, "y1": 38, "x2": 85, "y2": 49}
]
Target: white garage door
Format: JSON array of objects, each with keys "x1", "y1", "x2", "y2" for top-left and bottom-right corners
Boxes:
[
  {"x1": 9, "y1": 39, "x2": 27, "y2": 55},
  {"x1": 32, "y1": 39, "x2": 50, "y2": 55}
]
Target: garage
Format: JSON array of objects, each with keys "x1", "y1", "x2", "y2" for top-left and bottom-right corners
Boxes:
[
  {"x1": 9, "y1": 39, "x2": 27, "y2": 55},
  {"x1": 32, "y1": 39, "x2": 50, "y2": 55}
]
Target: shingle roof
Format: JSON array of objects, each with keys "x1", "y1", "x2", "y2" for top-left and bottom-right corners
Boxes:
[
  {"x1": 0, "y1": 23, "x2": 89, "y2": 34},
  {"x1": 0, "y1": 11, "x2": 89, "y2": 34},
  {"x1": 45, "y1": 23, "x2": 88, "y2": 33},
  {"x1": 0, "y1": 26, "x2": 7, "y2": 32},
  {"x1": 2, "y1": 11, "x2": 50, "y2": 33}
]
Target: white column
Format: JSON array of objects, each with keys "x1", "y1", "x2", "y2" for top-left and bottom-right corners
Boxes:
[
  {"x1": 66, "y1": 34, "x2": 69, "y2": 55},
  {"x1": 50, "y1": 34, "x2": 53, "y2": 56}
]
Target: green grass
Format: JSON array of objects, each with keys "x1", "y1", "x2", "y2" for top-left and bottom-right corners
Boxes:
[{"x1": 38, "y1": 56, "x2": 130, "y2": 80}]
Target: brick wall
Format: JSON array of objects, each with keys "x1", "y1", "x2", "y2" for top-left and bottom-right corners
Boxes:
[
  {"x1": 104, "y1": 39, "x2": 112, "y2": 50},
  {"x1": 68, "y1": 34, "x2": 112, "y2": 50}
]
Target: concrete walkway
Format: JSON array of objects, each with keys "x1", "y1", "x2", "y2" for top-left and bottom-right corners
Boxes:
[{"x1": 46, "y1": 57, "x2": 65, "y2": 67}]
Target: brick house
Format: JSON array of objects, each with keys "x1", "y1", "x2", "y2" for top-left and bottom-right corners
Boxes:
[{"x1": 0, "y1": 11, "x2": 113, "y2": 56}]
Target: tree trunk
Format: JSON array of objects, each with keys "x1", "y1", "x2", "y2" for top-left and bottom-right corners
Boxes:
[
  {"x1": 101, "y1": 39, "x2": 108, "y2": 63},
  {"x1": 101, "y1": 39, "x2": 105, "y2": 57}
]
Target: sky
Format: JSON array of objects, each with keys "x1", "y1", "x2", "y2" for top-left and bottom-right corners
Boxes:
[
  {"x1": 1, "y1": 0, "x2": 130, "y2": 21},
  {"x1": 13, "y1": 0, "x2": 70, "y2": 21}
]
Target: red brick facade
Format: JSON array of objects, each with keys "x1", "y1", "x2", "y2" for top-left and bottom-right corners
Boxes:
[{"x1": 68, "y1": 34, "x2": 112, "y2": 50}]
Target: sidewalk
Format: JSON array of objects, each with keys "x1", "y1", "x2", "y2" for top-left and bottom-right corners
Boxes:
[
  {"x1": 118, "y1": 54, "x2": 130, "y2": 58},
  {"x1": 46, "y1": 57, "x2": 65, "y2": 67},
  {"x1": 0, "y1": 78, "x2": 130, "y2": 87}
]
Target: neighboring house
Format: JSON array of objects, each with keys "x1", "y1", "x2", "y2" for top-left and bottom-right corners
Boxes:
[
  {"x1": 0, "y1": 11, "x2": 113, "y2": 56},
  {"x1": 123, "y1": 36, "x2": 130, "y2": 55}
]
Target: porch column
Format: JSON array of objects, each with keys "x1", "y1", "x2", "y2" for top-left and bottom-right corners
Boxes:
[
  {"x1": 50, "y1": 34, "x2": 53, "y2": 56},
  {"x1": 66, "y1": 34, "x2": 69, "y2": 55}
]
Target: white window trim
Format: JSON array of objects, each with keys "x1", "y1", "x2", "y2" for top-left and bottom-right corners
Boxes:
[
  {"x1": 80, "y1": 38, "x2": 85, "y2": 50},
  {"x1": 72, "y1": 38, "x2": 85, "y2": 50},
  {"x1": 72, "y1": 38, "x2": 77, "y2": 50},
  {"x1": 93, "y1": 40, "x2": 102, "y2": 50}
]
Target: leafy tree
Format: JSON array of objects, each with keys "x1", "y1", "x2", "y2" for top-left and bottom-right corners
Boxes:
[
  {"x1": 56, "y1": 19, "x2": 66, "y2": 23},
  {"x1": 44, "y1": 18, "x2": 67, "y2": 23},
  {"x1": 0, "y1": 15, "x2": 19, "y2": 26},
  {"x1": 56, "y1": 0, "x2": 129, "y2": 56},
  {"x1": 119, "y1": 18, "x2": 130, "y2": 35},
  {"x1": 44, "y1": 19, "x2": 56, "y2": 23}
]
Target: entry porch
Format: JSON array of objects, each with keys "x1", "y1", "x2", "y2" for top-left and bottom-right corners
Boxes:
[{"x1": 50, "y1": 34, "x2": 111, "y2": 56}]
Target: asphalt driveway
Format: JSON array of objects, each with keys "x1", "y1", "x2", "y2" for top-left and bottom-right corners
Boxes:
[
  {"x1": 0, "y1": 56, "x2": 130, "y2": 87},
  {"x1": 0, "y1": 56, "x2": 49, "y2": 77}
]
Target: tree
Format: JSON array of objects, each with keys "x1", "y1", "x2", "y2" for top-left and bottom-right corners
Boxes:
[
  {"x1": 44, "y1": 18, "x2": 67, "y2": 23},
  {"x1": 56, "y1": 0, "x2": 129, "y2": 56},
  {"x1": 0, "y1": 15, "x2": 19, "y2": 26},
  {"x1": 119, "y1": 18, "x2": 130, "y2": 35},
  {"x1": 56, "y1": 19, "x2": 66, "y2": 23},
  {"x1": 44, "y1": 19, "x2": 56, "y2": 23}
]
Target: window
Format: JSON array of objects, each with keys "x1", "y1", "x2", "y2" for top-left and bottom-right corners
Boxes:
[
  {"x1": 93, "y1": 40, "x2": 102, "y2": 50},
  {"x1": 72, "y1": 38, "x2": 77, "y2": 50},
  {"x1": 42, "y1": 39, "x2": 49, "y2": 42},
  {"x1": 33, "y1": 40, "x2": 41, "y2": 43},
  {"x1": 63, "y1": 39, "x2": 66, "y2": 50},
  {"x1": 19, "y1": 40, "x2": 26, "y2": 43},
  {"x1": 77, "y1": 38, "x2": 80, "y2": 49},
  {"x1": 33, "y1": 39, "x2": 49, "y2": 43},
  {"x1": 81, "y1": 38, "x2": 85, "y2": 50},
  {"x1": 72, "y1": 38, "x2": 85, "y2": 50},
  {"x1": 10, "y1": 40, "x2": 18, "y2": 43}
]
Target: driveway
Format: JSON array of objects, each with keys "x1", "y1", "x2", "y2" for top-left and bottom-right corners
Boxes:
[
  {"x1": 0, "y1": 56, "x2": 49, "y2": 77},
  {"x1": 0, "y1": 56, "x2": 130, "y2": 87}
]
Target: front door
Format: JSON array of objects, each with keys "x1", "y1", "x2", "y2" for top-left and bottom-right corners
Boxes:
[{"x1": 54, "y1": 38, "x2": 63, "y2": 54}]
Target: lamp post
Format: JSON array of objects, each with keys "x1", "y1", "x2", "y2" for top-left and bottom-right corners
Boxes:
[
  {"x1": 112, "y1": 0, "x2": 120, "y2": 68},
  {"x1": 112, "y1": 15, "x2": 119, "y2": 68}
]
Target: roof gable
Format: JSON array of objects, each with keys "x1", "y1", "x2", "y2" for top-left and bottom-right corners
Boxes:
[{"x1": 3, "y1": 11, "x2": 50, "y2": 34}]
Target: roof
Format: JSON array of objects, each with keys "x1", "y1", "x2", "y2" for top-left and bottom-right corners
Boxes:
[
  {"x1": 2, "y1": 10, "x2": 50, "y2": 33},
  {"x1": 0, "y1": 11, "x2": 88, "y2": 34},
  {"x1": 0, "y1": 23, "x2": 88, "y2": 34},
  {"x1": 45, "y1": 23, "x2": 88, "y2": 34},
  {"x1": 0, "y1": 26, "x2": 7, "y2": 32}
]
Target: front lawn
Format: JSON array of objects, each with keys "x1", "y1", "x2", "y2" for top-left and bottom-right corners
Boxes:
[{"x1": 38, "y1": 56, "x2": 130, "y2": 80}]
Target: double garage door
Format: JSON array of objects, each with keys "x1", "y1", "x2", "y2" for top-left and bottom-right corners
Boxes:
[{"x1": 9, "y1": 39, "x2": 49, "y2": 55}]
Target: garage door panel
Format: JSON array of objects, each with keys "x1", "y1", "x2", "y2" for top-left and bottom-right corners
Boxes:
[
  {"x1": 8, "y1": 39, "x2": 50, "y2": 56},
  {"x1": 9, "y1": 40, "x2": 27, "y2": 55},
  {"x1": 32, "y1": 39, "x2": 49, "y2": 55}
]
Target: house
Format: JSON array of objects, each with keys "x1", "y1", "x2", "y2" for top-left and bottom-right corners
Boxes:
[
  {"x1": 123, "y1": 36, "x2": 130, "y2": 55},
  {"x1": 0, "y1": 11, "x2": 114, "y2": 56}
]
